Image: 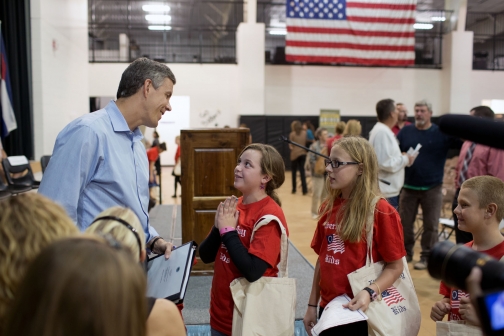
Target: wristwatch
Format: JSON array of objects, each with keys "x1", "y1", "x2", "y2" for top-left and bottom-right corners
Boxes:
[{"x1": 363, "y1": 287, "x2": 378, "y2": 302}]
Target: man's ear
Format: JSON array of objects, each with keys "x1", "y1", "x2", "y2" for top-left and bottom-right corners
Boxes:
[
  {"x1": 485, "y1": 203, "x2": 498, "y2": 218},
  {"x1": 143, "y1": 79, "x2": 152, "y2": 97}
]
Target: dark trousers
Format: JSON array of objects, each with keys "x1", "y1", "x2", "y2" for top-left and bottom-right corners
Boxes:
[
  {"x1": 386, "y1": 196, "x2": 399, "y2": 211},
  {"x1": 319, "y1": 306, "x2": 368, "y2": 335},
  {"x1": 399, "y1": 185, "x2": 443, "y2": 260},
  {"x1": 291, "y1": 155, "x2": 308, "y2": 194},
  {"x1": 174, "y1": 176, "x2": 181, "y2": 195},
  {"x1": 452, "y1": 188, "x2": 473, "y2": 244}
]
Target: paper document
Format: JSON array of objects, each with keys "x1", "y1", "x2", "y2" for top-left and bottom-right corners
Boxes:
[
  {"x1": 406, "y1": 143, "x2": 422, "y2": 157},
  {"x1": 311, "y1": 294, "x2": 368, "y2": 336},
  {"x1": 146, "y1": 241, "x2": 196, "y2": 303}
]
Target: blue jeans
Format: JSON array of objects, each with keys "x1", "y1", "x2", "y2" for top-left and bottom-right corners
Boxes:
[
  {"x1": 386, "y1": 196, "x2": 399, "y2": 210},
  {"x1": 211, "y1": 328, "x2": 229, "y2": 336}
]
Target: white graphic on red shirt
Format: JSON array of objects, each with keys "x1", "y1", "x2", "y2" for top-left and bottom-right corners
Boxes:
[
  {"x1": 326, "y1": 234, "x2": 345, "y2": 254},
  {"x1": 236, "y1": 225, "x2": 247, "y2": 238}
]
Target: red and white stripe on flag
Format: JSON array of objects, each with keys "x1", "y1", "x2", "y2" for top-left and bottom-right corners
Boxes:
[{"x1": 285, "y1": 0, "x2": 417, "y2": 66}]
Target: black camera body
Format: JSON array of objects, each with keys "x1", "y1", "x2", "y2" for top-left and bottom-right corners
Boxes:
[{"x1": 428, "y1": 241, "x2": 504, "y2": 335}]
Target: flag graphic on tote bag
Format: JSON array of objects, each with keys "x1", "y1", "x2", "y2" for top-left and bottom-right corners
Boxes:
[{"x1": 285, "y1": 0, "x2": 416, "y2": 66}]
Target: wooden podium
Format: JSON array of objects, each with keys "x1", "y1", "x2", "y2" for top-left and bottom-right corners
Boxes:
[{"x1": 181, "y1": 128, "x2": 250, "y2": 274}]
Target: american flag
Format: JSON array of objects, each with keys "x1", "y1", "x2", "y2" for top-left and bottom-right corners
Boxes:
[
  {"x1": 285, "y1": 0, "x2": 417, "y2": 66},
  {"x1": 326, "y1": 234, "x2": 345, "y2": 254},
  {"x1": 381, "y1": 286, "x2": 405, "y2": 306},
  {"x1": 450, "y1": 290, "x2": 468, "y2": 309}
]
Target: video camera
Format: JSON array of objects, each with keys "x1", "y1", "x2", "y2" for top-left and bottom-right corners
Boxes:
[{"x1": 427, "y1": 115, "x2": 504, "y2": 335}]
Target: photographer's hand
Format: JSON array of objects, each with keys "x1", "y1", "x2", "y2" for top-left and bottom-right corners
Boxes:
[
  {"x1": 430, "y1": 298, "x2": 451, "y2": 321},
  {"x1": 459, "y1": 296, "x2": 480, "y2": 326}
]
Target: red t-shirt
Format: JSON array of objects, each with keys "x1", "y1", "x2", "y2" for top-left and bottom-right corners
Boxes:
[
  {"x1": 326, "y1": 135, "x2": 342, "y2": 151},
  {"x1": 311, "y1": 198, "x2": 405, "y2": 307},
  {"x1": 174, "y1": 145, "x2": 181, "y2": 163},
  {"x1": 147, "y1": 147, "x2": 159, "y2": 163},
  {"x1": 210, "y1": 196, "x2": 289, "y2": 335},
  {"x1": 392, "y1": 121, "x2": 412, "y2": 136},
  {"x1": 439, "y1": 240, "x2": 504, "y2": 321}
]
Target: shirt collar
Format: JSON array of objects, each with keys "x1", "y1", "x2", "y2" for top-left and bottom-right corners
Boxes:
[{"x1": 105, "y1": 100, "x2": 144, "y2": 142}]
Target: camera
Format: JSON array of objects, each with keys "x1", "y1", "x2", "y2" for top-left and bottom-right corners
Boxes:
[
  {"x1": 428, "y1": 241, "x2": 504, "y2": 292},
  {"x1": 428, "y1": 241, "x2": 504, "y2": 335}
]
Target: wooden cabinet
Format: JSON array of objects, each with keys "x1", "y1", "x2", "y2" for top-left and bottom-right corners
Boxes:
[{"x1": 181, "y1": 128, "x2": 250, "y2": 274}]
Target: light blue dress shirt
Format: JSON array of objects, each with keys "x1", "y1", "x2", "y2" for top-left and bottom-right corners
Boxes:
[{"x1": 39, "y1": 100, "x2": 159, "y2": 242}]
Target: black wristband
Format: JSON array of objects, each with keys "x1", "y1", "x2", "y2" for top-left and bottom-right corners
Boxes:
[
  {"x1": 308, "y1": 304, "x2": 318, "y2": 308},
  {"x1": 149, "y1": 236, "x2": 163, "y2": 252}
]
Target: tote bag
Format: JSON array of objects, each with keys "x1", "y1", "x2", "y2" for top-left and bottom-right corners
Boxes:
[
  {"x1": 436, "y1": 320, "x2": 483, "y2": 336},
  {"x1": 230, "y1": 215, "x2": 296, "y2": 336},
  {"x1": 347, "y1": 198, "x2": 421, "y2": 336},
  {"x1": 173, "y1": 160, "x2": 181, "y2": 176}
]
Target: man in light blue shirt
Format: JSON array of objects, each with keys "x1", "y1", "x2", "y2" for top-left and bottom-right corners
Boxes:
[{"x1": 40, "y1": 58, "x2": 176, "y2": 258}]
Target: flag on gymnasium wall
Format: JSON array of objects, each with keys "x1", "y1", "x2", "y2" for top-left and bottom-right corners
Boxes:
[
  {"x1": 285, "y1": 0, "x2": 417, "y2": 66},
  {"x1": 0, "y1": 34, "x2": 18, "y2": 138}
]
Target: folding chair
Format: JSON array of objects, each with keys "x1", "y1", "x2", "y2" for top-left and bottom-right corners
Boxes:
[
  {"x1": 2, "y1": 156, "x2": 40, "y2": 189},
  {"x1": 438, "y1": 218, "x2": 455, "y2": 240},
  {"x1": 40, "y1": 155, "x2": 52, "y2": 174}
]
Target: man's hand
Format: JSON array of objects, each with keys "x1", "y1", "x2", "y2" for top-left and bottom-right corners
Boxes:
[
  {"x1": 303, "y1": 306, "x2": 317, "y2": 335},
  {"x1": 459, "y1": 296, "x2": 480, "y2": 326},
  {"x1": 343, "y1": 290, "x2": 371, "y2": 312},
  {"x1": 430, "y1": 299, "x2": 451, "y2": 321},
  {"x1": 151, "y1": 238, "x2": 174, "y2": 259},
  {"x1": 216, "y1": 196, "x2": 239, "y2": 230},
  {"x1": 405, "y1": 154, "x2": 416, "y2": 167}
]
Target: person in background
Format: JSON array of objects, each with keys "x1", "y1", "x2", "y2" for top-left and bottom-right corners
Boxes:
[
  {"x1": 0, "y1": 194, "x2": 78, "y2": 332},
  {"x1": 148, "y1": 142, "x2": 167, "y2": 187},
  {"x1": 199, "y1": 144, "x2": 289, "y2": 336},
  {"x1": 397, "y1": 99, "x2": 460, "y2": 269},
  {"x1": 392, "y1": 103, "x2": 411, "y2": 136},
  {"x1": 39, "y1": 58, "x2": 177, "y2": 258},
  {"x1": 369, "y1": 99, "x2": 414, "y2": 210},
  {"x1": 4, "y1": 237, "x2": 148, "y2": 336},
  {"x1": 342, "y1": 119, "x2": 362, "y2": 137},
  {"x1": 452, "y1": 106, "x2": 504, "y2": 244},
  {"x1": 326, "y1": 121, "x2": 346, "y2": 151},
  {"x1": 304, "y1": 121, "x2": 316, "y2": 147},
  {"x1": 304, "y1": 136, "x2": 406, "y2": 336},
  {"x1": 306, "y1": 127, "x2": 329, "y2": 218},
  {"x1": 151, "y1": 130, "x2": 161, "y2": 178},
  {"x1": 172, "y1": 136, "x2": 182, "y2": 198},
  {"x1": 289, "y1": 120, "x2": 308, "y2": 195},
  {"x1": 86, "y1": 207, "x2": 186, "y2": 336}
]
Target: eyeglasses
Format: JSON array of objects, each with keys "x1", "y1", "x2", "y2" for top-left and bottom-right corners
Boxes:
[{"x1": 324, "y1": 159, "x2": 360, "y2": 169}]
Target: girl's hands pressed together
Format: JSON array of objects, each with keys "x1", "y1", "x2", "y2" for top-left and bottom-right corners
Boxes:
[
  {"x1": 343, "y1": 290, "x2": 371, "y2": 312},
  {"x1": 216, "y1": 196, "x2": 240, "y2": 230}
]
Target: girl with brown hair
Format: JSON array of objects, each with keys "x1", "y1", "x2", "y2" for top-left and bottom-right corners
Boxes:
[{"x1": 199, "y1": 143, "x2": 289, "y2": 336}]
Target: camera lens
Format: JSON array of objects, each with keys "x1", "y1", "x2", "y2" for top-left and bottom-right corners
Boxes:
[{"x1": 428, "y1": 241, "x2": 504, "y2": 291}]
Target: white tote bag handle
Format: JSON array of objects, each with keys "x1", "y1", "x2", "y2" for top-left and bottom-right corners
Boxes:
[
  {"x1": 364, "y1": 196, "x2": 382, "y2": 267},
  {"x1": 250, "y1": 215, "x2": 289, "y2": 278}
]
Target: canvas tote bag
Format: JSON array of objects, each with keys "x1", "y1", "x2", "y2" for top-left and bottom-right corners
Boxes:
[
  {"x1": 347, "y1": 198, "x2": 421, "y2": 336},
  {"x1": 436, "y1": 320, "x2": 483, "y2": 336},
  {"x1": 230, "y1": 215, "x2": 297, "y2": 336}
]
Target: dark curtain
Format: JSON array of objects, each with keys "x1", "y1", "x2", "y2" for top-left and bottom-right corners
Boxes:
[{"x1": 0, "y1": 0, "x2": 33, "y2": 159}]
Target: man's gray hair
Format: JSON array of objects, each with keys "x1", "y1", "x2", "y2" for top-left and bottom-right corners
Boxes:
[
  {"x1": 116, "y1": 58, "x2": 176, "y2": 99},
  {"x1": 414, "y1": 99, "x2": 432, "y2": 112}
]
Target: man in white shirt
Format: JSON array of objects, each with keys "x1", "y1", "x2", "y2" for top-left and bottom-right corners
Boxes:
[{"x1": 369, "y1": 99, "x2": 414, "y2": 211}]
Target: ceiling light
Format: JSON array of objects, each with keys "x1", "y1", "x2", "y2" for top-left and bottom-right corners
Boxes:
[
  {"x1": 148, "y1": 25, "x2": 172, "y2": 31},
  {"x1": 142, "y1": 5, "x2": 170, "y2": 12},
  {"x1": 269, "y1": 29, "x2": 287, "y2": 35},
  {"x1": 145, "y1": 14, "x2": 172, "y2": 23},
  {"x1": 414, "y1": 23, "x2": 433, "y2": 30},
  {"x1": 431, "y1": 16, "x2": 446, "y2": 21}
]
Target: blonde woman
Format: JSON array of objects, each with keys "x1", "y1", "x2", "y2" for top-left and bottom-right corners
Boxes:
[
  {"x1": 343, "y1": 119, "x2": 362, "y2": 137},
  {"x1": 0, "y1": 194, "x2": 78, "y2": 331},
  {"x1": 87, "y1": 207, "x2": 186, "y2": 336}
]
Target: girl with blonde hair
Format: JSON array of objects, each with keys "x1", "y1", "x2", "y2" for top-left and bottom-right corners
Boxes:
[
  {"x1": 87, "y1": 207, "x2": 186, "y2": 336},
  {"x1": 0, "y1": 193, "x2": 78, "y2": 330},
  {"x1": 303, "y1": 136, "x2": 406, "y2": 335}
]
